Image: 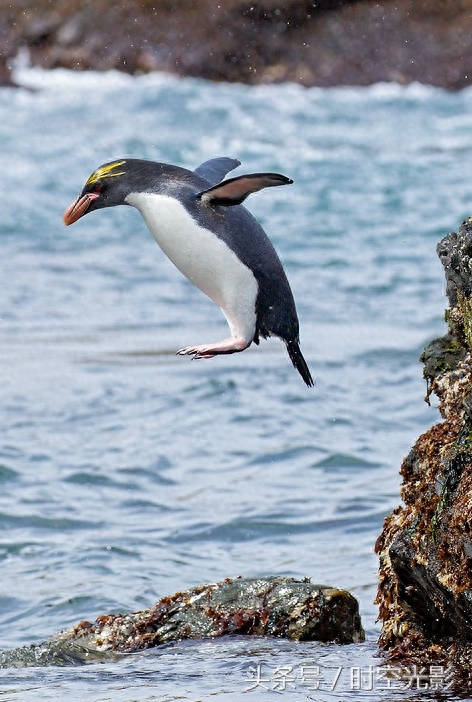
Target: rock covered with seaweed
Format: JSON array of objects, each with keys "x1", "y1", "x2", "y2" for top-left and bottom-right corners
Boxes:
[
  {"x1": 376, "y1": 218, "x2": 472, "y2": 683},
  {"x1": 0, "y1": 577, "x2": 364, "y2": 667}
]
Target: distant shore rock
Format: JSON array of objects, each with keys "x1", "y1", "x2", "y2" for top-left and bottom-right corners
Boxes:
[{"x1": 2, "y1": 0, "x2": 472, "y2": 89}]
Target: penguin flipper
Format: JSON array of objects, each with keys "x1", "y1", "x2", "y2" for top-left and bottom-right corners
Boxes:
[
  {"x1": 198, "y1": 173, "x2": 293, "y2": 206},
  {"x1": 194, "y1": 157, "x2": 241, "y2": 185}
]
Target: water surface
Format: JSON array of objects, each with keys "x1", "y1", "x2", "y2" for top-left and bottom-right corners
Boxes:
[{"x1": 1, "y1": 66, "x2": 469, "y2": 699}]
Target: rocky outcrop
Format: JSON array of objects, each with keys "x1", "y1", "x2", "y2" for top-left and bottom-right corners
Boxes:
[
  {"x1": 2, "y1": 0, "x2": 472, "y2": 89},
  {"x1": 376, "y1": 218, "x2": 472, "y2": 685},
  {"x1": 0, "y1": 577, "x2": 364, "y2": 667}
]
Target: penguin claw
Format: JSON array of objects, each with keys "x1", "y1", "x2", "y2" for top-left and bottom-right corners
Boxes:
[
  {"x1": 176, "y1": 346, "x2": 216, "y2": 359},
  {"x1": 192, "y1": 352, "x2": 216, "y2": 360}
]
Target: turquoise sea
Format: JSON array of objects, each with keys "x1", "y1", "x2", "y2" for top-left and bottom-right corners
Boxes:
[{"x1": 1, "y1": 64, "x2": 470, "y2": 699}]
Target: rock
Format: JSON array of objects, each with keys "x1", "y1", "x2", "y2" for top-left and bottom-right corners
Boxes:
[
  {"x1": 56, "y1": 16, "x2": 83, "y2": 48},
  {"x1": 376, "y1": 218, "x2": 472, "y2": 686},
  {"x1": 0, "y1": 20, "x2": 19, "y2": 87},
  {"x1": 0, "y1": 576, "x2": 364, "y2": 667},
  {"x1": 1, "y1": 0, "x2": 472, "y2": 89},
  {"x1": 0, "y1": 57, "x2": 15, "y2": 87}
]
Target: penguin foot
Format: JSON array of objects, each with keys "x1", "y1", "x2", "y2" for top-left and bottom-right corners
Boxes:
[{"x1": 177, "y1": 338, "x2": 250, "y2": 359}]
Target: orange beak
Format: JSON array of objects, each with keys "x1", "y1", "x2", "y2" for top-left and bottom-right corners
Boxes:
[{"x1": 63, "y1": 192, "x2": 99, "y2": 226}]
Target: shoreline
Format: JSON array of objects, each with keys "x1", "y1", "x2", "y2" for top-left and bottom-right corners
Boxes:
[{"x1": 2, "y1": 0, "x2": 472, "y2": 90}]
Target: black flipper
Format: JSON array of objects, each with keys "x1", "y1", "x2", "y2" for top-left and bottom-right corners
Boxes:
[
  {"x1": 285, "y1": 340, "x2": 314, "y2": 387},
  {"x1": 194, "y1": 157, "x2": 241, "y2": 185},
  {"x1": 198, "y1": 173, "x2": 293, "y2": 206}
]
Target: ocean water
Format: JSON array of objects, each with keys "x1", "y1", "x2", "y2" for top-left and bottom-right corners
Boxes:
[{"x1": 0, "y1": 65, "x2": 470, "y2": 700}]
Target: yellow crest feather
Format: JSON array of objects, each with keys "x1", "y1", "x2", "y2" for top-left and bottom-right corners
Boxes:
[{"x1": 86, "y1": 160, "x2": 126, "y2": 186}]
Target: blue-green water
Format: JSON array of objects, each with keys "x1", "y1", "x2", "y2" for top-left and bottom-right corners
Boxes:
[{"x1": 0, "y1": 66, "x2": 469, "y2": 699}]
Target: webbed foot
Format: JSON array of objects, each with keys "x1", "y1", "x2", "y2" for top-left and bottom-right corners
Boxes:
[{"x1": 177, "y1": 338, "x2": 250, "y2": 359}]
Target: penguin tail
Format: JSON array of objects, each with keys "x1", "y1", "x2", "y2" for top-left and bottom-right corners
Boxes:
[{"x1": 285, "y1": 339, "x2": 314, "y2": 388}]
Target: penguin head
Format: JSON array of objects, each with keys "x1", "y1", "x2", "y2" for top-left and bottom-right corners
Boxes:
[{"x1": 63, "y1": 159, "x2": 133, "y2": 225}]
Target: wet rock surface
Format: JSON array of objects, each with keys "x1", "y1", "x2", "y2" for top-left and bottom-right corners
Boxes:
[
  {"x1": 376, "y1": 218, "x2": 472, "y2": 685},
  {"x1": 0, "y1": 577, "x2": 364, "y2": 667},
  {"x1": 2, "y1": 0, "x2": 472, "y2": 89}
]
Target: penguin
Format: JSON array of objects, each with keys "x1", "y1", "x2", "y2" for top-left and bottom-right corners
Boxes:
[{"x1": 63, "y1": 157, "x2": 313, "y2": 387}]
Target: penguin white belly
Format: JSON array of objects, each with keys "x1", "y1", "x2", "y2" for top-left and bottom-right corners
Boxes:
[{"x1": 125, "y1": 192, "x2": 258, "y2": 342}]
